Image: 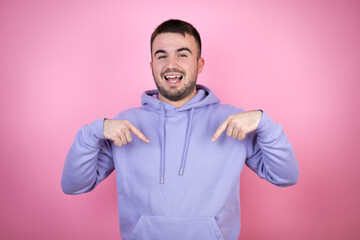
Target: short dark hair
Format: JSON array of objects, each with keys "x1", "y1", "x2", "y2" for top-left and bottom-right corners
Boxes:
[{"x1": 151, "y1": 19, "x2": 202, "y2": 59}]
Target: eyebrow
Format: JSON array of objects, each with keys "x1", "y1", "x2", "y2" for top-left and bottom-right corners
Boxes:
[
  {"x1": 154, "y1": 49, "x2": 166, "y2": 56},
  {"x1": 177, "y1": 47, "x2": 192, "y2": 54},
  {"x1": 154, "y1": 47, "x2": 193, "y2": 57}
]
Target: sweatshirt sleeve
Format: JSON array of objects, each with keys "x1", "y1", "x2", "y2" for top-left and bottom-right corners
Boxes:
[
  {"x1": 61, "y1": 118, "x2": 115, "y2": 194},
  {"x1": 245, "y1": 111, "x2": 299, "y2": 187}
]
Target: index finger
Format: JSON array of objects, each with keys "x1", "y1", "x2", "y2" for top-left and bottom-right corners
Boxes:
[
  {"x1": 211, "y1": 117, "x2": 230, "y2": 142},
  {"x1": 127, "y1": 123, "x2": 150, "y2": 143}
]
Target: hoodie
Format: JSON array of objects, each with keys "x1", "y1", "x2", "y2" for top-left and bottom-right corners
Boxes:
[{"x1": 61, "y1": 85, "x2": 299, "y2": 240}]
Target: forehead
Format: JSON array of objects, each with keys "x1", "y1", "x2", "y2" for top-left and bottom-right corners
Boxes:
[{"x1": 152, "y1": 33, "x2": 197, "y2": 53}]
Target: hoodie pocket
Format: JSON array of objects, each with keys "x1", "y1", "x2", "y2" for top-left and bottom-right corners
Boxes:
[{"x1": 130, "y1": 216, "x2": 224, "y2": 240}]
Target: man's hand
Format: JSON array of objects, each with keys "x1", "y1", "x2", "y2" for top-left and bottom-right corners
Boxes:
[
  {"x1": 103, "y1": 119, "x2": 150, "y2": 147},
  {"x1": 212, "y1": 110, "x2": 263, "y2": 142}
]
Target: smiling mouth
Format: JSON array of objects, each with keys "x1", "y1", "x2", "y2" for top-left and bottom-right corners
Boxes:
[{"x1": 164, "y1": 75, "x2": 183, "y2": 83}]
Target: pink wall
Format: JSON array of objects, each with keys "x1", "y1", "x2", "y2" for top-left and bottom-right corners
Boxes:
[{"x1": 1, "y1": 0, "x2": 359, "y2": 239}]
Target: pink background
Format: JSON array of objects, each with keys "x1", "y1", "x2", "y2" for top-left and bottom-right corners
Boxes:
[{"x1": 1, "y1": 0, "x2": 359, "y2": 239}]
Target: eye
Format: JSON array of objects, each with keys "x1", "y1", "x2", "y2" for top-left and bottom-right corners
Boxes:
[
  {"x1": 157, "y1": 55, "x2": 167, "y2": 59},
  {"x1": 179, "y1": 54, "x2": 187, "y2": 58}
]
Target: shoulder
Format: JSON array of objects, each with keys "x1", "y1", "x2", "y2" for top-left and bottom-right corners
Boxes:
[
  {"x1": 112, "y1": 106, "x2": 156, "y2": 122},
  {"x1": 200, "y1": 103, "x2": 246, "y2": 126},
  {"x1": 210, "y1": 103, "x2": 245, "y2": 115}
]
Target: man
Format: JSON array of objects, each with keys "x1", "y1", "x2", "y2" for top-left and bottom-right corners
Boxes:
[{"x1": 61, "y1": 19, "x2": 299, "y2": 240}]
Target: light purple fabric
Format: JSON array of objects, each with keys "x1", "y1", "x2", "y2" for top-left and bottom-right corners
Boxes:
[{"x1": 61, "y1": 85, "x2": 299, "y2": 240}]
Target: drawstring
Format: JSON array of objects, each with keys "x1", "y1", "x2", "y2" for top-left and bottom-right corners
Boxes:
[
  {"x1": 158, "y1": 104, "x2": 194, "y2": 184},
  {"x1": 160, "y1": 103, "x2": 166, "y2": 184},
  {"x1": 179, "y1": 107, "x2": 194, "y2": 176}
]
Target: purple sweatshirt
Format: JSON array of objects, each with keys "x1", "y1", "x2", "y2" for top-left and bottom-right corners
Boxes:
[{"x1": 61, "y1": 85, "x2": 299, "y2": 240}]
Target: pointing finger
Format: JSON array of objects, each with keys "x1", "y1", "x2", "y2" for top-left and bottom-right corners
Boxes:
[
  {"x1": 127, "y1": 122, "x2": 150, "y2": 143},
  {"x1": 212, "y1": 117, "x2": 231, "y2": 142}
]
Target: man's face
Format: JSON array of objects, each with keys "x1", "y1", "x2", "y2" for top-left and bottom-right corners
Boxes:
[{"x1": 150, "y1": 33, "x2": 204, "y2": 102}]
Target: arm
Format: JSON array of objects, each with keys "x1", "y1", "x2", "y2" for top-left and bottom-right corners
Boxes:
[
  {"x1": 212, "y1": 110, "x2": 299, "y2": 187},
  {"x1": 61, "y1": 118, "x2": 150, "y2": 194},
  {"x1": 61, "y1": 118, "x2": 114, "y2": 194},
  {"x1": 245, "y1": 111, "x2": 299, "y2": 187}
]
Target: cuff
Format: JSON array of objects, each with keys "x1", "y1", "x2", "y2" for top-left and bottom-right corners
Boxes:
[
  {"x1": 255, "y1": 110, "x2": 281, "y2": 140},
  {"x1": 83, "y1": 118, "x2": 107, "y2": 146}
]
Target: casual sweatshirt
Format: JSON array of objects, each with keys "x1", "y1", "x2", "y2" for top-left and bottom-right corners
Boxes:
[{"x1": 61, "y1": 85, "x2": 299, "y2": 240}]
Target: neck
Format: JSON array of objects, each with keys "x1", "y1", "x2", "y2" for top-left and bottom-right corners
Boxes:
[{"x1": 158, "y1": 89, "x2": 197, "y2": 108}]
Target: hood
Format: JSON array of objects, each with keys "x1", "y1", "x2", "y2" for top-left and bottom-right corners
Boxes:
[
  {"x1": 140, "y1": 84, "x2": 220, "y2": 184},
  {"x1": 141, "y1": 84, "x2": 220, "y2": 112}
]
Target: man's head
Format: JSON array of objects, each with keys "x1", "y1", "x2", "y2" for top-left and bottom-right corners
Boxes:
[
  {"x1": 150, "y1": 19, "x2": 204, "y2": 107},
  {"x1": 151, "y1": 19, "x2": 202, "y2": 60}
]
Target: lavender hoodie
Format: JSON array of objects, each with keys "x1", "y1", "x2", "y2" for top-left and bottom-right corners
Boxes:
[{"x1": 61, "y1": 85, "x2": 299, "y2": 240}]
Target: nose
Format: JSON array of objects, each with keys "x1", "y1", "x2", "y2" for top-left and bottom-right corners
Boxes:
[{"x1": 166, "y1": 55, "x2": 178, "y2": 70}]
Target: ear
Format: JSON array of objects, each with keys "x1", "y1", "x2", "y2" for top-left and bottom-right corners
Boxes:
[
  {"x1": 197, "y1": 58, "x2": 205, "y2": 74},
  {"x1": 150, "y1": 61, "x2": 152, "y2": 70}
]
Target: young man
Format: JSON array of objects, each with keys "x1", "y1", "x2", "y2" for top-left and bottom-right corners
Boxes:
[{"x1": 62, "y1": 19, "x2": 299, "y2": 240}]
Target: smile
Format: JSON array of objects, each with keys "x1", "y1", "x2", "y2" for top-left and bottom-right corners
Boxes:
[{"x1": 164, "y1": 75, "x2": 183, "y2": 83}]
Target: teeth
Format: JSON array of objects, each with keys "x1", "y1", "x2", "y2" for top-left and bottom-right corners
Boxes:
[{"x1": 165, "y1": 75, "x2": 181, "y2": 80}]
